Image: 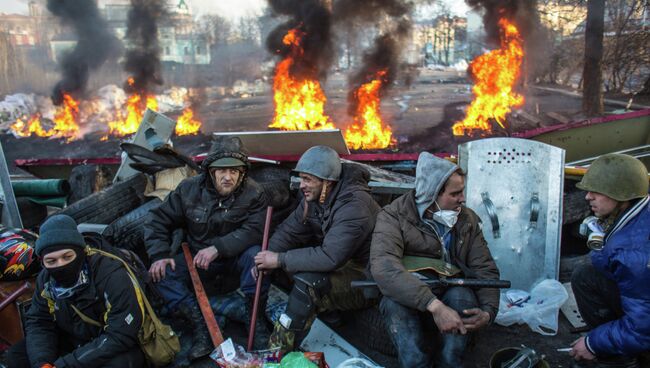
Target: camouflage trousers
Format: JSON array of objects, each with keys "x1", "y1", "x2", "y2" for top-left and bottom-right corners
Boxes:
[{"x1": 268, "y1": 261, "x2": 374, "y2": 352}]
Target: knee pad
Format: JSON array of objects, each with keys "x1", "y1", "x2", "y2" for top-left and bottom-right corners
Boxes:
[{"x1": 280, "y1": 272, "x2": 331, "y2": 331}]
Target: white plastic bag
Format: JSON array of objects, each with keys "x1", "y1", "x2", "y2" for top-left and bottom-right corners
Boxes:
[
  {"x1": 495, "y1": 279, "x2": 568, "y2": 335},
  {"x1": 336, "y1": 358, "x2": 383, "y2": 368}
]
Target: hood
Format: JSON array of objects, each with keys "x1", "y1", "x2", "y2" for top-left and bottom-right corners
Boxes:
[
  {"x1": 323, "y1": 163, "x2": 371, "y2": 206},
  {"x1": 414, "y1": 152, "x2": 460, "y2": 220}
]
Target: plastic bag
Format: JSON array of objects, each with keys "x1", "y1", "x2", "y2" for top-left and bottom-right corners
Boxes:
[
  {"x1": 280, "y1": 352, "x2": 318, "y2": 368},
  {"x1": 210, "y1": 338, "x2": 281, "y2": 368},
  {"x1": 495, "y1": 279, "x2": 568, "y2": 335},
  {"x1": 335, "y1": 358, "x2": 382, "y2": 368}
]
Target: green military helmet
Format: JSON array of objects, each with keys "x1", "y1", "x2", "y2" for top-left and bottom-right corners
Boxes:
[
  {"x1": 576, "y1": 153, "x2": 648, "y2": 201},
  {"x1": 293, "y1": 145, "x2": 341, "y2": 181}
]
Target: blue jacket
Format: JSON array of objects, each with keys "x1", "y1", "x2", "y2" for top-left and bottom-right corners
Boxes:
[{"x1": 586, "y1": 196, "x2": 650, "y2": 356}]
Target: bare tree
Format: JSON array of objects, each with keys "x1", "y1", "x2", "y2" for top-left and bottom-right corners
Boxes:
[
  {"x1": 582, "y1": 0, "x2": 605, "y2": 116},
  {"x1": 0, "y1": 32, "x2": 23, "y2": 97}
]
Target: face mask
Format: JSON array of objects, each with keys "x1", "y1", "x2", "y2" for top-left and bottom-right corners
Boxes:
[
  {"x1": 432, "y1": 201, "x2": 460, "y2": 228},
  {"x1": 46, "y1": 249, "x2": 86, "y2": 288}
]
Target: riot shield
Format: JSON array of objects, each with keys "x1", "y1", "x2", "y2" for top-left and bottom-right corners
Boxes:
[{"x1": 458, "y1": 138, "x2": 565, "y2": 291}]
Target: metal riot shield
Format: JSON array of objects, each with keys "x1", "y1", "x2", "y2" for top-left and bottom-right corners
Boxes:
[{"x1": 458, "y1": 138, "x2": 565, "y2": 291}]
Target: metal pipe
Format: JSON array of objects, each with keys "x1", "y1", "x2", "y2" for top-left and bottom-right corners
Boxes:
[
  {"x1": 247, "y1": 206, "x2": 274, "y2": 352},
  {"x1": 182, "y1": 243, "x2": 224, "y2": 348}
]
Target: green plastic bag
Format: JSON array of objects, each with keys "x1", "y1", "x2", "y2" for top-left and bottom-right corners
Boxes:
[{"x1": 280, "y1": 352, "x2": 317, "y2": 368}]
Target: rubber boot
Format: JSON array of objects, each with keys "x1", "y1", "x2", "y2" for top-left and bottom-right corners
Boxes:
[
  {"x1": 179, "y1": 303, "x2": 213, "y2": 361},
  {"x1": 596, "y1": 357, "x2": 639, "y2": 368},
  {"x1": 245, "y1": 297, "x2": 271, "y2": 351}
]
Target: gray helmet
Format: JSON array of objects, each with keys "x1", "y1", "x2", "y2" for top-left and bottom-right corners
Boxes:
[
  {"x1": 576, "y1": 153, "x2": 648, "y2": 201},
  {"x1": 294, "y1": 145, "x2": 341, "y2": 181}
]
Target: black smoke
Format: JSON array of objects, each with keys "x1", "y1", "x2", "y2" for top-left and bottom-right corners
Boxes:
[
  {"x1": 330, "y1": 0, "x2": 414, "y2": 116},
  {"x1": 265, "y1": 0, "x2": 333, "y2": 80},
  {"x1": 124, "y1": 0, "x2": 166, "y2": 94},
  {"x1": 46, "y1": 0, "x2": 119, "y2": 105},
  {"x1": 465, "y1": 0, "x2": 539, "y2": 43}
]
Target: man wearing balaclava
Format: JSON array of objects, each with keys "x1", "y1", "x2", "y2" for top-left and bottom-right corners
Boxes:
[
  {"x1": 144, "y1": 136, "x2": 270, "y2": 357},
  {"x1": 5, "y1": 214, "x2": 145, "y2": 368},
  {"x1": 370, "y1": 152, "x2": 500, "y2": 368}
]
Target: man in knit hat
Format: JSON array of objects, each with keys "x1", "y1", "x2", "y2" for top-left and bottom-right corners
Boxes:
[{"x1": 5, "y1": 214, "x2": 146, "y2": 368}]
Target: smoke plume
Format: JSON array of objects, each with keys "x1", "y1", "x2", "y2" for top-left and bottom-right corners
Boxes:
[
  {"x1": 124, "y1": 0, "x2": 166, "y2": 94},
  {"x1": 330, "y1": 0, "x2": 415, "y2": 114},
  {"x1": 265, "y1": 0, "x2": 333, "y2": 80},
  {"x1": 46, "y1": 0, "x2": 119, "y2": 105}
]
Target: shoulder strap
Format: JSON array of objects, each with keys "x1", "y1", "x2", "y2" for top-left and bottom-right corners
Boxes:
[
  {"x1": 84, "y1": 246, "x2": 168, "y2": 330},
  {"x1": 70, "y1": 304, "x2": 103, "y2": 327}
]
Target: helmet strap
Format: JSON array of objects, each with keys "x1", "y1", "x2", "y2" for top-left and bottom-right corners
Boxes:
[{"x1": 319, "y1": 181, "x2": 331, "y2": 204}]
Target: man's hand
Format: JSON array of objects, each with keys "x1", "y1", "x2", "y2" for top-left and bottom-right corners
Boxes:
[
  {"x1": 570, "y1": 337, "x2": 596, "y2": 361},
  {"x1": 427, "y1": 299, "x2": 467, "y2": 334},
  {"x1": 194, "y1": 246, "x2": 219, "y2": 270},
  {"x1": 254, "y1": 250, "x2": 280, "y2": 270},
  {"x1": 149, "y1": 258, "x2": 175, "y2": 282},
  {"x1": 461, "y1": 308, "x2": 490, "y2": 331}
]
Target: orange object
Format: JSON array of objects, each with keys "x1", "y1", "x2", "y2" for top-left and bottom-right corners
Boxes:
[
  {"x1": 303, "y1": 352, "x2": 329, "y2": 368},
  {"x1": 181, "y1": 243, "x2": 224, "y2": 347}
]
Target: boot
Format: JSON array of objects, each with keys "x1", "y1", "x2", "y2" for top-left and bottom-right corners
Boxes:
[
  {"x1": 179, "y1": 303, "x2": 213, "y2": 361},
  {"x1": 245, "y1": 297, "x2": 271, "y2": 351}
]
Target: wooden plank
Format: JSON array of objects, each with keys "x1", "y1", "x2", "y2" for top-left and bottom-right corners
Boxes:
[
  {"x1": 517, "y1": 110, "x2": 543, "y2": 125},
  {"x1": 547, "y1": 112, "x2": 571, "y2": 124},
  {"x1": 213, "y1": 130, "x2": 350, "y2": 156}
]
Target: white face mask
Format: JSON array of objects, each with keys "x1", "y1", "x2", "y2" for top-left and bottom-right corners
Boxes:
[{"x1": 431, "y1": 201, "x2": 460, "y2": 228}]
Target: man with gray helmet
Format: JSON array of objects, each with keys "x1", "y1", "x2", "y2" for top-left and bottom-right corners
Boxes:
[
  {"x1": 254, "y1": 145, "x2": 381, "y2": 352},
  {"x1": 570, "y1": 154, "x2": 650, "y2": 368},
  {"x1": 144, "y1": 136, "x2": 270, "y2": 358}
]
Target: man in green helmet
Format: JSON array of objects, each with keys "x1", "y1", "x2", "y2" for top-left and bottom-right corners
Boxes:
[
  {"x1": 569, "y1": 154, "x2": 649, "y2": 368},
  {"x1": 254, "y1": 145, "x2": 381, "y2": 352}
]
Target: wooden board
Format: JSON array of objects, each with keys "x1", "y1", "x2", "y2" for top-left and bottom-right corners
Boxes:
[{"x1": 213, "y1": 130, "x2": 350, "y2": 156}]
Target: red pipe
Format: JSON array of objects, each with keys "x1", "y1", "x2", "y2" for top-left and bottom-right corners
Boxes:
[{"x1": 247, "y1": 206, "x2": 274, "y2": 351}]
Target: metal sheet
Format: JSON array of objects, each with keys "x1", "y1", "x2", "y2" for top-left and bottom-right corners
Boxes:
[
  {"x1": 114, "y1": 109, "x2": 176, "y2": 182},
  {"x1": 0, "y1": 141, "x2": 23, "y2": 228},
  {"x1": 213, "y1": 129, "x2": 350, "y2": 156},
  {"x1": 561, "y1": 282, "x2": 587, "y2": 329},
  {"x1": 301, "y1": 319, "x2": 379, "y2": 367},
  {"x1": 459, "y1": 138, "x2": 565, "y2": 291}
]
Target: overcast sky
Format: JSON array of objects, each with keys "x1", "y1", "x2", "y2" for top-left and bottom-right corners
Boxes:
[{"x1": 1, "y1": 0, "x2": 469, "y2": 19}]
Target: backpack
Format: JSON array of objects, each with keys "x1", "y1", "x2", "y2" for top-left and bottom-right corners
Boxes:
[{"x1": 72, "y1": 246, "x2": 180, "y2": 367}]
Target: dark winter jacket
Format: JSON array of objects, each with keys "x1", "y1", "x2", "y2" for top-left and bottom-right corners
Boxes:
[
  {"x1": 269, "y1": 163, "x2": 381, "y2": 273},
  {"x1": 25, "y1": 237, "x2": 143, "y2": 368},
  {"x1": 370, "y1": 152, "x2": 500, "y2": 319},
  {"x1": 586, "y1": 196, "x2": 650, "y2": 356},
  {"x1": 144, "y1": 153, "x2": 268, "y2": 262}
]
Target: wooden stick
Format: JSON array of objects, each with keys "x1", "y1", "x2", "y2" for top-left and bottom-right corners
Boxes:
[
  {"x1": 182, "y1": 242, "x2": 224, "y2": 347},
  {"x1": 247, "y1": 206, "x2": 274, "y2": 351}
]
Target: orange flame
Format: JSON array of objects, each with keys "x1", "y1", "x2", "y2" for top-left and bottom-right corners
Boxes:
[
  {"x1": 452, "y1": 18, "x2": 524, "y2": 136},
  {"x1": 108, "y1": 92, "x2": 158, "y2": 136},
  {"x1": 9, "y1": 94, "x2": 80, "y2": 140},
  {"x1": 344, "y1": 70, "x2": 394, "y2": 150},
  {"x1": 176, "y1": 108, "x2": 201, "y2": 135},
  {"x1": 268, "y1": 28, "x2": 335, "y2": 131}
]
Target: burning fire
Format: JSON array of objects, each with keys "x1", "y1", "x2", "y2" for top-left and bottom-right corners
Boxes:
[
  {"x1": 108, "y1": 77, "x2": 159, "y2": 136},
  {"x1": 10, "y1": 93, "x2": 80, "y2": 140},
  {"x1": 268, "y1": 28, "x2": 335, "y2": 131},
  {"x1": 452, "y1": 18, "x2": 524, "y2": 136},
  {"x1": 345, "y1": 70, "x2": 394, "y2": 150},
  {"x1": 176, "y1": 108, "x2": 201, "y2": 135}
]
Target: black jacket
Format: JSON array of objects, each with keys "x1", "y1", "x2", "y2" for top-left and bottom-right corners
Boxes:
[
  {"x1": 144, "y1": 156, "x2": 268, "y2": 262},
  {"x1": 25, "y1": 238, "x2": 143, "y2": 368},
  {"x1": 270, "y1": 163, "x2": 381, "y2": 273}
]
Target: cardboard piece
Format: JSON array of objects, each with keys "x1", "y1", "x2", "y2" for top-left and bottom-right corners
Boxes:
[{"x1": 213, "y1": 130, "x2": 350, "y2": 156}]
